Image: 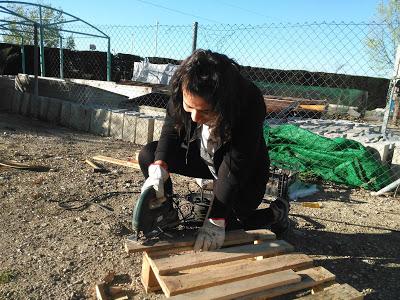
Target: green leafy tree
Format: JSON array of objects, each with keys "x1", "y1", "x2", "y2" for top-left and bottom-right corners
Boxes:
[
  {"x1": 2, "y1": 3, "x2": 74, "y2": 48},
  {"x1": 65, "y1": 34, "x2": 76, "y2": 50},
  {"x1": 367, "y1": 0, "x2": 400, "y2": 75}
]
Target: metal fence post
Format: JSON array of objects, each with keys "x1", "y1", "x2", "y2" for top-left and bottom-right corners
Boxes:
[
  {"x1": 34, "y1": 23, "x2": 39, "y2": 98},
  {"x1": 154, "y1": 21, "x2": 159, "y2": 57},
  {"x1": 107, "y1": 36, "x2": 111, "y2": 81},
  {"x1": 381, "y1": 45, "x2": 400, "y2": 134},
  {"x1": 39, "y1": 6, "x2": 45, "y2": 77},
  {"x1": 192, "y1": 21, "x2": 198, "y2": 53},
  {"x1": 20, "y1": 36, "x2": 25, "y2": 74},
  {"x1": 59, "y1": 35, "x2": 64, "y2": 79}
]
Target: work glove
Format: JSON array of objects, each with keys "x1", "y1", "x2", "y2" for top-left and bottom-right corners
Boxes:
[
  {"x1": 141, "y1": 164, "x2": 169, "y2": 200},
  {"x1": 194, "y1": 218, "x2": 225, "y2": 251}
]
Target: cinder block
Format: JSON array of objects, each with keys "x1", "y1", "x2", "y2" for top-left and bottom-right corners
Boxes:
[
  {"x1": 135, "y1": 115, "x2": 155, "y2": 145},
  {"x1": 60, "y1": 100, "x2": 72, "y2": 127},
  {"x1": 90, "y1": 107, "x2": 111, "y2": 136},
  {"x1": 0, "y1": 87, "x2": 13, "y2": 111},
  {"x1": 153, "y1": 116, "x2": 164, "y2": 141},
  {"x1": 29, "y1": 95, "x2": 41, "y2": 119},
  {"x1": 365, "y1": 142, "x2": 395, "y2": 164},
  {"x1": 20, "y1": 93, "x2": 31, "y2": 116},
  {"x1": 70, "y1": 103, "x2": 91, "y2": 132},
  {"x1": 122, "y1": 111, "x2": 140, "y2": 142},
  {"x1": 46, "y1": 98, "x2": 62, "y2": 123},
  {"x1": 109, "y1": 109, "x2": 127, "y2": 140},
  {"x1": 11, "y1": 90, "x2": 23, "y2": 114},
  {"x1": 39, "y1": 97, "x2": 50, "y2": 120}
]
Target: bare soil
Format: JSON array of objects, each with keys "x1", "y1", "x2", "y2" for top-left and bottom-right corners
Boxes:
[{"x1": 0, "y1": 111, "x2": 399, "y2": 300}]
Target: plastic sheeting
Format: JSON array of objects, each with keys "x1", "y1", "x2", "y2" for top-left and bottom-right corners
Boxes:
[{"x1": 131, "y1": 59, "x2": 179, "y2": 85}]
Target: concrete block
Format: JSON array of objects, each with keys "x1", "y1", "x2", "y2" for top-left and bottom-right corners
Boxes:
[
  {"x1": 109, "y1": 109, "x2": 127, "y2": 140},
  {"x1": 11, "y1": 90, "x2": 23, "y2": 114},
  {"x1": 138, "y1": 105, "x2": 167, "y2": 117},
  {"x1": 70, "y1": 103, "x2": 91, "y2": 132},
  {"x1": 60, "y1": 101, "x2": 72, "y2": 127},
  {"x1": 20, "y1": 93, "x2": 31, "y2": 116},
  {"x1": 39, "y1": 97, "x2": 50, "y2": 120},
  {"x1": 153, "y1": 116, "x2": 164, "y2": 141},
  {"x1": 46, "y1": 97, "x2": 62, "y2": 123},
  {"x1": 391, "y1": 143, "x2": 400, "y2": 165},
  {"x1": 364, "y1": 142, "x2": 395, "y2": 164},
  {"x1": 90, "y1": 107, "x2": 111, "y2": 136},
  {"x1": 29, "y1": 95, "x2": 41, "y2": 119},
  {"x1": 135, "y1": 115, "x2": 155, "y2": 145},
  {"x1": 122, "y1": 111, "x2": 140, "y2": 142},
  {"x1": 0, "y1": 87, "x2": 13, "y2": 111}
]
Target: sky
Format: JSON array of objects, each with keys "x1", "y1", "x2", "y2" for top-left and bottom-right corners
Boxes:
[
  {"x1": 41, "y1": 0, "x2": 385, "y2": 26},
  {"x1": 0, "y1": 0, "x2": 392, "y2": 78}
]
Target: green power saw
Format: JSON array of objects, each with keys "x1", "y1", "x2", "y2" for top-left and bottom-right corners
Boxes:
[{"x1": 131, "y1": 186, "x2": 180, "y2": 241}]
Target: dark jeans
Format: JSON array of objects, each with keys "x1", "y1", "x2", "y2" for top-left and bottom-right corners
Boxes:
[{"x1": 138, "y1": 141, "x2": 275, "y2": 229}]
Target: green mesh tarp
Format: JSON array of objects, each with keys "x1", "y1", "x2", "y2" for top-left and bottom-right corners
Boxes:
[{"x1": 264, "y1": 124, "x2": 392, "y2": 191}]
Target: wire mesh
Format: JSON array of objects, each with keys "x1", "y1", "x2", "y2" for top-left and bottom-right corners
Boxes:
[{"x1": 2, "y1": 20, "x2": 400, "y2": 193}]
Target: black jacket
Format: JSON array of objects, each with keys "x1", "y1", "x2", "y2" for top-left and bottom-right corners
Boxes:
[{"x1": 155, "y1": 79, "x2": 269, "y2": 218}]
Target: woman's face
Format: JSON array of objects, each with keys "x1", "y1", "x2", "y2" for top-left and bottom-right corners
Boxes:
[{"x1": 182, "y1": 87, "x2": 217, "y2": 126}]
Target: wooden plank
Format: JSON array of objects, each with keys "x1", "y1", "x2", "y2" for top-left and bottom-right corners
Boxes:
[
  {"x1": 150, "y1": 239, "x2": 294, "y2": 276},
  {"x1": 92, "y1": 155, "x2": 140, "y2": 169},
  {"x1": 141, "y1": 253, "x2": 160, "y2": 293},
  {"x1": 237, "y1": 266, "x2": 336, "y2": 300},
  {"x1": 168, "y1": 269, "x2": 301, "y2": 300},
  {"x1": 160, "y1": 253, "x2": 313, "y2": 297},
  {"x1": 0, "y1": 159, "x2": 49, "y2": 171},
  {"x1": 298, "y1": 283, "x2": 364, "y2": 300},
  {"x1": 85, "y1": 159, "x2": 107, "y2": 173},
  {"x1": 125, "y1": 229, "x2": 276, "y2": 254},
  {"x1": 95, "y1": 282, "x2": 108, "y2": 300},
  {"x1": 297, "y1": 104, "x2": 326, "y2": 112}
]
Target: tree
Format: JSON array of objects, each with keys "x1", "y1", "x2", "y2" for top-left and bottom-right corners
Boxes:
[
  {"x1": 65, "y1": 34, "x2": 76, "y2": 50},
  {"x1": 367, "y1": 0, "x2": 400, "y2": 76},
  {"x1": 2, "y1": 3, "x2": 74, "y2": 48}
]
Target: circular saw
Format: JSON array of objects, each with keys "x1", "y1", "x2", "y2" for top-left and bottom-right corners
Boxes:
[{"x1": 131, "y1": 186, "x2": 180, "y2": 241}]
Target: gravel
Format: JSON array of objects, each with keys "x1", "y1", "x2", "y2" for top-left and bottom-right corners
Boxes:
[{"x1": 0, "y1": 112, "x2": 399, "y2": 300}]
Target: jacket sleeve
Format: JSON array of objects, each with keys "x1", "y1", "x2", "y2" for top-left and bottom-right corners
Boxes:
[
  {"x1": 154, "y1": 100, "x2": 181, "y2": 163},
  {"x1": 209, "y1": 84, "x2": 267, "y2": 219}
]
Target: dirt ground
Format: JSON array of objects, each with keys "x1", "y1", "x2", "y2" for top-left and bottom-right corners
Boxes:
[{"x1": 0, "y1": 111, "x2": 399, "y2": 300}]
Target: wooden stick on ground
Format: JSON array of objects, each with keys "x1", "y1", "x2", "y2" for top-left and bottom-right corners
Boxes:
[
  {"x1": 92, "y1": 155, "x2": 140, "y2": 169},
  {"x1": 0, "y1": 159, "x2": 49, "y2": 171},
  {"x1": 85, "y1": 159, "x2": 107, "y2": 173}
]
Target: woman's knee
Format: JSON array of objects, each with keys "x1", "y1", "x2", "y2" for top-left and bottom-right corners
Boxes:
[{"x1": 138, "y1": 141, "x2": 158, "y2": 175}]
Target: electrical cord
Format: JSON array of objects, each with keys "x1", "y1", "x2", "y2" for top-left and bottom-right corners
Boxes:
[{"x1": 52, "y1": 191, "x2": 139, "y2": 212}]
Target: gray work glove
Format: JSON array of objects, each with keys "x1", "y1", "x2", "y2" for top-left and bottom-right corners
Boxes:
[
  {"x1": 194, "y1": 218, "x2": 226, "y2": 251},
  {"x1": 141, "y1": 164, "x2": 169, "y2": 200}
]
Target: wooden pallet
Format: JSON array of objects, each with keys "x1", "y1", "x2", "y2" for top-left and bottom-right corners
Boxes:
[{"x1": 126, "y1": 229, "x2": 363, "y2": 299}]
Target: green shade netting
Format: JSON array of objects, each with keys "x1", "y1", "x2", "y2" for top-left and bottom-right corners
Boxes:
[{"x1": 264, "y1": 124, "x2": 392, "y2": 191}]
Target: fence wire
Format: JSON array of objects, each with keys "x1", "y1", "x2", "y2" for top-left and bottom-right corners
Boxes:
[{"x1": 2, "y1": 21, "x2": 399, "y2": 193}]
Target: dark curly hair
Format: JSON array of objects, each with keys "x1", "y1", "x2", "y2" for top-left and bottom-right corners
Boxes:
[{"x1": 170, "y1": 49, "x2": 244, "y2": 142}]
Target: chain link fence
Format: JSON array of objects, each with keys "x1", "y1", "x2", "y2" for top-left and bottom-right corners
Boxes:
[{"x1": 2, "y1": 21, "x2": 399, "y2": 194}]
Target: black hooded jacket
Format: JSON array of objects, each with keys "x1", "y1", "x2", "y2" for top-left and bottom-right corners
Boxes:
[{"x1": 155, "y1": 79, "x2": 269, "y2": 218}]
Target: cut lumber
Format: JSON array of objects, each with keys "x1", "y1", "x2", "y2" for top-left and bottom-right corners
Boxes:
[
  {"x1": 92, "y1": 155, "x2": 140, "y2": 169},
  {"x1": 95, "y1": 282, "x2": 108, "y2": 300},
  {"x1": 0, "y1": 159, "x2": 49, "y2": 171},
  {"x1": 237, "y1": 266, "x2": 336, "y2": 300},
  {"x1": 85, "y1": 159, "x2": 107, "y2": 173},
  {"x1": 125, "y1": 229, "x2": 276, "y2": 254},
  {"x1": 141, "y1": 253, "x2": 160, "y2": 293},
  {"x1": 298, "y1": 283, "x2": 364, "y2": 300},
  {"x1": 168, "y1": 269, "x2": 301, "y2": 300},
  {"x1": 160, "y1": 253, "x2": 313, "y2": 296},
  {"x1": 150, "y1": 239, "x2": 294, "y2": 276}
]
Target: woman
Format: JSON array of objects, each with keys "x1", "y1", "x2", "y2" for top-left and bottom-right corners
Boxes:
[{"x1": 138, "y1": 49, "x2": 289, "y2": 251}]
